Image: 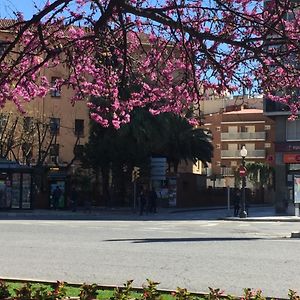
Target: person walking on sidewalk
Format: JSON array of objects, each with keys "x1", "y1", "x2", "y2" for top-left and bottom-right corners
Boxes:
[
  {"x1": 148, "y1": 187, "x2": 158, "y2": 213},
  {"x1": 233, "y1": 189, "x2": 241, "y2": 217},
  {"x1": 139, "y1": 186, "x2": 147, "y2": 216},
  {"x1": 70, "y1": 186, "x2": 78, "y2": 212},
  {"x1": 52, "y1": 185, "x2": 62, "y2": 210}
]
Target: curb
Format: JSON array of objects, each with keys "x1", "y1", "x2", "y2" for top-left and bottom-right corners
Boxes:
[{"x1": 220, "y1": 216, "x2": 300, "y2": 222}]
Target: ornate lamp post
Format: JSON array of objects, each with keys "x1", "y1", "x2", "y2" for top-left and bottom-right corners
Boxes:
[{"x1": 239, "y1": 145, "x2": 248, "y2": 218}]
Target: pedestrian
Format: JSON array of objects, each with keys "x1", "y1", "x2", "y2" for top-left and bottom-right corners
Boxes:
[
  {"x1": 233, "y1": 189, "x2": 241, "y2": 217},
  {"x1": 70, "y1": 186, "x2": 77, "y2": 212},
  {"x1": 148, "y1": 187, "x2": 158, "y2": 213},
  {"x1": 52, "y1": 185, "x2": 62, "y2": 210},
  {"x1": 139, "y1": 186, "x2": 146, "y2": 216},
  {"x1": 84, "y1": 197, "x2": 92, "y2": 214}
]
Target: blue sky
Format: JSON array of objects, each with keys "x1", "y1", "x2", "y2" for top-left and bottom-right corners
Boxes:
[{"x1": 0, "y1": 0, "x2": 46, "y2": 20}]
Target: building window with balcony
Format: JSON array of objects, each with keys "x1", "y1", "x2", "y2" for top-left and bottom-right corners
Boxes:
[
  {"x1": 50, "y1": 77, "x2": 61, "y2": 97},
  {"x1": 49, "y1": 118, "x2": 60, "y2": 134},
  {"x1": 241, "y1": 125, "x2": 255, "y2": 133},
  {"x1": 75, "y1": 119, "x2": 84, "y2": 137},
  {"x1": 286, "y1": 119, "x2": 300, "y2": 141},
  {"x1": 228, "y1": 126, "x2": 237, "y2": 133}
]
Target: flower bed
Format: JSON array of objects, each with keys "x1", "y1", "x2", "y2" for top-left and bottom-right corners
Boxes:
[{"x1": 0, "y1": 279, "x2": 296, "y2": 300}]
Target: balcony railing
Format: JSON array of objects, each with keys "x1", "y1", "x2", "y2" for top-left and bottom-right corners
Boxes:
[
  {"x1": 221, "y1": 167, "x2": 235, "y2": 176},
  {"x1": 221, "y1": 132, "x2": 266, "y2": 141},
  {"x1": 221, "y1": 149, "x2": 266, "y2": 158}
]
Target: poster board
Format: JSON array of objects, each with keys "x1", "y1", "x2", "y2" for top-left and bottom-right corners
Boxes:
[{"x1": 294, "y1": 175, "x2": 300, "y2": 203}]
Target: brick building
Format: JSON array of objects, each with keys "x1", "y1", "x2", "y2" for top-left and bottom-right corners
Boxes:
[{"x1": 204, "y1": 105, "x2": 275, "y2": 189}]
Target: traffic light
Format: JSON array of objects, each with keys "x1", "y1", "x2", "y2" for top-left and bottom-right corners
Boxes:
[{"x1": 132, "y1": 166, "x2": 140, "y2": 182}]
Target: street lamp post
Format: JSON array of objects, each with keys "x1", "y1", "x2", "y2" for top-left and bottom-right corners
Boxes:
[{"x1": 239, "y1": 145, "x2": 247, "y2": 218}]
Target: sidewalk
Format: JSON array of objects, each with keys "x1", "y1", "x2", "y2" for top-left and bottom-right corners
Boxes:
[{"x1": 0, "y1": 204, "x2": 299, "y2": 221}]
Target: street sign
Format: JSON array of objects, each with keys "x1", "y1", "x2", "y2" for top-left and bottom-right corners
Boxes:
[
  {"x1": 150, "y1": 157, "x2": 167, "y2": 180},
  {"x1": 239, "y1": 166, "x2": 247, "y2": 177}
]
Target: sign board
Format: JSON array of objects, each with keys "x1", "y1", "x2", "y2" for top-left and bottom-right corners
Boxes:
[
  {"x1": 294, "y1": 175, "x2": 300, "y2": 204},
  {"x1": 283, "y1": 154, "x2": 300, "y2": 164},
  {"x1": 150, "y1": 157, "x2": 167, "y2": 180},
  {"x1": 275, "y1": 142, "x2": 300, "y2": 152},
  {"x1": 239, "y1": 166, "x2": 247, "y2": 177}
]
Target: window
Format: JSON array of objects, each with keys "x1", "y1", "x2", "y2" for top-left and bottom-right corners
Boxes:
[
  {"x1": 228, "y1": 126, "x2": 238, "y2": 133},
  {"x1": 22, "y1": 143, "x2": 32, "y2": 159},
  {"x1": 264, "y1": 125, "x2": 271, "y2": 130},
  {"x1": 286, "y1": 119, "x2": 300, "y2": 141},
  {"x1": 231, "y1": 161, "x2": 237, "y2": 167},
  {"x1": 241, "y1": 125, "x2": 255, "y2": 133},
  {"x1": 74, "y1": 144, "x2": 84, "y2": 159},
  {"x1": 49, "y1": 118, "x2": 60, "y2": 134},
  {"x1": 50, "y1": 144, "x2": 59, "y2": 156},
  {"x1": 50, "y1": 77, "x2": 61, "y2": 97},
  {"x1": 240, "y1": 143, "x2": 254, "y2": 150},
  {"x1": 0, "y1": 114, "x2": 8, "y2": 132},
  {"x1": 265, "y1": 143, "x2": 271, "y2": 148},
  {"x1": 23, "y1": 117, "x2": 34, "y2": 132},
  {"x1": 228, "y1": 144, "x2": 238, "y2": 151},
  {"x1": 0, "y1": 41, "x2": 9, "y2": 56},
  {"x1": 75, "y1": 119, "x2": 84, "y2": 136}
]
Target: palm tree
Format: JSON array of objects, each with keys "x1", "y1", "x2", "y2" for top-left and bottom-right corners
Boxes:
[
  {"x1": 153, "y1": 113, "x2": 213, "y2": 173},
  {"x1": 82, "y1": 109, "x2": 213, "y2": 206}
]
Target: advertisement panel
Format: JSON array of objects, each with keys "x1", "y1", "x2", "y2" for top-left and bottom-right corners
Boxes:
[{"x1": 294, "y1": 175, "x2": 300, "y2": 204}]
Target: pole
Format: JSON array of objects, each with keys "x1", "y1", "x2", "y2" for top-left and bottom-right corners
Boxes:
[
  {"x1": 295, "y1": 203, "x2": 299, "y2": 217},
  {"x1": 133, "y1": 180, "x2": 137, "y2": 212},
  {"x1": 239, "y1": 156, "x2": 247, "y2": 218},
  {"x1": 227, "y1": 186, "x2": 231, "y2": 216}
]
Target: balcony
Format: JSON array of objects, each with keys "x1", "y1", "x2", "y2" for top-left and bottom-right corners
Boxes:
[
  {"x1": 221, "y1": 149, "x2": 266, "y2": 159},
  {"x1": 221, "y1": 167, "x2": 235, "y2": 176},
  {"x1": 221, "y1": 132, "x2": 266, "y2": 141}
]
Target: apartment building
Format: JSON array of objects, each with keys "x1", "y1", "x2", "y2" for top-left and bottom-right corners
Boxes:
[
  {"x1": 263, "y1": 0, "x2": 300, "y2": 213},
  {"x1": 0, "y1": 19, "x2": 90, "y2": 209},
  {"x1": 265, "y1": 97, "x2": 300, "y2": 212},
  {"x1": 204, "y1": 105, "x2": 275, "y2": 188}
]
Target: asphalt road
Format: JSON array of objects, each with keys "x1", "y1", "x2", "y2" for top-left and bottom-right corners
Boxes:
[{"x1": 0, "y1": 214, "x2": 299, "y2": 298}]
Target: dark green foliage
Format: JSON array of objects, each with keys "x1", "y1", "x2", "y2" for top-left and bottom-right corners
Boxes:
[
  {"x1": 14, "y1": 283, "x2": 33, "y2": 300},
  {"x1": 0, "y1": 280, "x2": 10, "y2": 299},
  {"x1": 82, "y1": 108, "x2": 213, "y2": 205},
  {"x1": 245, "y1": 162, "x2": 274, "y2": 188}
]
